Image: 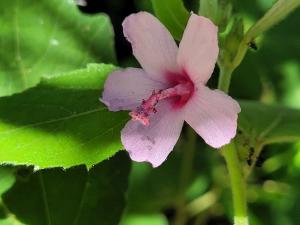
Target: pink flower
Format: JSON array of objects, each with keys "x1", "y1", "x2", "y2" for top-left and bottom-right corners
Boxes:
[{"x1": 101, "y1": 12, "x2": 241, "y2": 167}]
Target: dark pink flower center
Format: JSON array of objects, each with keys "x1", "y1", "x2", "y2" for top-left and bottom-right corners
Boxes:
[{"x1": 130, "y1": 72, "x2": 194, "y2": 126}]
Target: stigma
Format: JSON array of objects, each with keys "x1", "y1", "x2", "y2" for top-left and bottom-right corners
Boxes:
[{"x1": 129, "y1": 79, "x2": 194, "y2": 125}]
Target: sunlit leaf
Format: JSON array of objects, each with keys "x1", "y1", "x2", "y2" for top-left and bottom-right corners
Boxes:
[
  {"x1": 0, "y1": 167, "x2": 15, "y2": 196},
  {"x1": 119, "y1": 214, "x2": 168, "y2": 225},
  {"x1": 0, "y1": 167, "x2": 24, "y2": 225},
  {"x1": 0, "y1": 64, "x2": 128, "y2": 169}
]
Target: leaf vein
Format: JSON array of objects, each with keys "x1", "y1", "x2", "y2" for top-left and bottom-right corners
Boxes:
[
  {"x1": 0, "y1": 107, "x2": 106, "y2": 135},
  {"x1": 38, "y1": 173, "x2": 52, "y2": 225}
]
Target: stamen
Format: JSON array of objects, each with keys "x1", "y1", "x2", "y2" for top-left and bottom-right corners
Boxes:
[{"x1": 129, "y1": 81, "x2": 193, "y2": 125}]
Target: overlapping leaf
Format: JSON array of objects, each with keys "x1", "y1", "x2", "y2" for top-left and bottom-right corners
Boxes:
[
  {"x1": 239, "y1": 101, "x2": 300, "y2": 145},
  {"x1": 0, "y1": 64, "x2": 128, "y2": 169},
  {"x1": 151, "y1": 0, "x2": 189, "y2": 40}
]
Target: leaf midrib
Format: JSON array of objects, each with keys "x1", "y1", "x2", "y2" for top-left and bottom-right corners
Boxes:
[
  {"x1": 38, "y1": 173, "x2": 52, "y2": 225},
  {"x1": 72, "y1": 176, "x2": 89, "y2": 225},
  {"x1": 0, "y1": 107, "x2": 106, "y2": 136}
]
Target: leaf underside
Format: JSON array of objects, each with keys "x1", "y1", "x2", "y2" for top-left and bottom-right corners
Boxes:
[
  {"x1": 239, "y1": 100, "x2": 300, "y2": 146},
  {"x1": 2, "y1": 152, "x2": 131, "y2": 225}
]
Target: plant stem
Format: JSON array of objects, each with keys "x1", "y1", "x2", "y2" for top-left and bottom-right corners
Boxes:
[
  {"x1": 216, "y1": 2, "x2": 300, "y2": 225},
  {"x1": 222, "y1": 142, "x2": 248, "y2": 225},
  {"x1": 218, "y1": 64, "x2": 249, "y2": 224},
  {"x1": 232, "y1": 0, "x2": 300, "y2": 70},
  {"x1": 245, "y1": 0, "x2": 300, "y2": 41},
  {"x1": 173, "y1": 128, "x2": 196, "y2": 225},
  {"x1": 218, "y1": 65, "x2": 234, "y2": 92}
]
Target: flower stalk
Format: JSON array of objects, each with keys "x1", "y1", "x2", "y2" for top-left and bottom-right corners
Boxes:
[
  {"x1": 232, "y1": 0, "x2": 300, "y2": 70},
  {"x1": 218, "y1": 63, "x2": 249, "y2": 224},
  {"x1": 217, "y1": 2, "x2": 300, "y2": 225},
  {"x1": 221, "y1": 142, "x2": 248, "y2": 225},
  {"x1": 218, "y1": 65, "x2": 234, "y2": 93}
]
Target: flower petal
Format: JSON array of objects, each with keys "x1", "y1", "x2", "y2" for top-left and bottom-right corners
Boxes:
[
  {"x1": 177, "y1": 14, "x2": 219, "y2": 85},
  {"x1": 101, "y1": 68, "x2": 167, "y2": 111},
  {"x1": 121, "y1": 101, "x2": 184, "y2": 167},
  {"x1": 122, "y1": 12, "x2": 179, "y2": 82},
  {"x1": 183, "y1": 85, "x2": 240, "y2": 148}
]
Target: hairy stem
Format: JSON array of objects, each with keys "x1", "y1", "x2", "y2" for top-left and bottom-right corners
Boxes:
[
  {"x1": 218, "y1": 60, "x2": 249, "y2": 224},
  {"x1": 218, "y1": 64, "x2": 249, "y2": 224},
  {"x1": 232, "y1": 0, "x2": 300, "y2": 70},
  {"x1": 222, "y1": 142, "x2": 248, "y2": 225},
  {"x1": 246, "y1": 0, "x2": 300, "y2": 41},
  {"x1": 218, "y1": 65, "x2": 234, "y2": 93}
]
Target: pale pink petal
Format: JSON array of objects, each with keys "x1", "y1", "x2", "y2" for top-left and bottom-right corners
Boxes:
[
  {"x1": 183, "y1": 85, "x2": 240, "y2": 148},
  {"x1": 177, "y1": 14, "x2": 219, "y2": 85},
  {"x1": 101, "y1": 68, "x2": 167, "y2": 111},
  {"x1": 122, "y1": 12, "x2": 179, "y2": 82},
  {"x1": 121, "y1": 101, "x2": 184, "y2": 167}
]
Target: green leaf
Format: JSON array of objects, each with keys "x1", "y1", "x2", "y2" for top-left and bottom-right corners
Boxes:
[
  {"x1": 199, "y1": 0, "x2": 219, "y2": 20},
  {"x1": 0, "y1": 167, "x2": 25, "y2": 225},
  {"x1": 0, "y1": 218, "x2": 24, "y2": 225},
  {"x1": 0, "y1": 0, "x2": 116, "y2": 97},
  {"x1": 239, "y1": 101, "x2": 300, "y2": 146},
  {"x1": 119, "y1": 214, "x2": 168, "y2": 225},
  {"x1": 199, "y1": 0, "x2": 232, "y2": 32},
  {"x1": 151, "y1": 0, "x2": 189, "y2": 40},
  {"x1": 0, "y1": 64, "x2": 128, "y2": 169},
  {"x1": 2, "y1": 152, "x2": 131, "y2": 225},
  {"x1": 0, "y1": 168, "x2": 15, "y2": 196}
]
